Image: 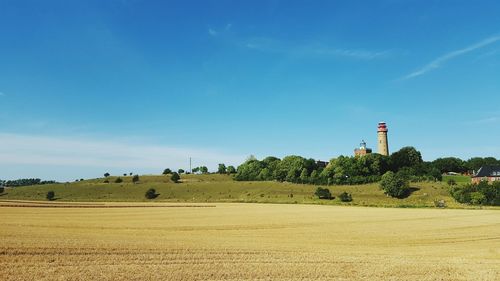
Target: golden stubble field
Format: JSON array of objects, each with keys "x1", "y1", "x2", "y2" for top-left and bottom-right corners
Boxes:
[{"x1": 0, "y1": 202, "x2": 498, "y2": 281}]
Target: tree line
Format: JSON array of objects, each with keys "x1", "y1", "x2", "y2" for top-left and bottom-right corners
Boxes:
[
  {"x1": 234, "y1": 147, "x2": 443, "y2": 185},
  {"x1": 0, "y1": 178, "x2": 57, "y2": 187}
]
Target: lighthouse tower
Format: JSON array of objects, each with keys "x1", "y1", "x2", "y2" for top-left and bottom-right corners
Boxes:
[{"x1": 377, "y1": 122, "x2": 389, "y2": 156}]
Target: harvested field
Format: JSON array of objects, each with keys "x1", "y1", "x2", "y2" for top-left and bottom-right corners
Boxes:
[{"x1": 0, "y1": 203, "x2": 498, "y2": 280}]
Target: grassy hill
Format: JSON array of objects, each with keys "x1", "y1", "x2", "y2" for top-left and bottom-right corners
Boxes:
[{"x1": 1, "y1": 174, "x2": 483, "y2": 208}]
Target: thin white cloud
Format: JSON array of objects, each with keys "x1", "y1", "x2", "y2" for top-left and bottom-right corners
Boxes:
[
  {"x1": 208, "y1": 28, "x2": 217, "y2": 36},
  {"x1": 403, "y1": 34, "x2": 500, "y2": 79},
  {"x1": 466, "y1": 116, "x2": 500, "y2": 125},
  {"x1": 0, "y1": 133, "x2": 245, "y2": 174},
  {"x1": 244, "y1": 38, "x2": 389, "y2": 60}
]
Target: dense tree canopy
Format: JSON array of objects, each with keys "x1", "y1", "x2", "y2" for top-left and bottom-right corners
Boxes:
[{"x1": 233, "y1": 146, "x2": 447, "y2": 185}]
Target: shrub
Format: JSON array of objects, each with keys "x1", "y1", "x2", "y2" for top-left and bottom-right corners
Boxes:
[
  {"x1": 447, "y1": 179, "x2": 456, "y2": 186},
  {"x1": 315, "y1": 187, "x2": 332, "y2": 200},
  {"x1": 115, "y1": 177, "x2": 123, "y2": 183},
  {"x1": 470, "y1": 192, "x2": 486, "y2": 205},
  {"x1": 163, "y1": 168, "x2": 172, "y2": 175},
  {"x1": 132, "y1": 175, "x2": 140, "y2": 183},
  {"x1": 145, "y1": 188, "x2": 157, "y2": 199},
  {"x1": 178, "y1": 169, "x2": 185, "y2": 174},
  {"x1": 380, "y1": 171, "x2": 410, "y2": 198},
  {"x1": 46, "y1": 191, "x2": 55, "y2": 201},
  {"x1": 0, "y1": 187, "x2": 4, "y2": 194},
  {"x1": 339, "y1": 192, "x2": 353, "y2": 202},
  {"x1": 171, "y1": 172, "x2": 180, "y2": 183},
  {"x1": 103, "y1": 180, "x2": 109, "y2": 183}
]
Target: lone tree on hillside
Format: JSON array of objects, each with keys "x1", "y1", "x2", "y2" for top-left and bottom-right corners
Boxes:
[
  {"x1": 46, "y1": 191, "x2": 55, "y2": 201},
  {"x1": 162, "y1": 168, "x2": 172, "y2": 175},
  {"x1": 171, "y1": 172, "x2": 180, "y2": 183},
  {"x1": 200, "y1": 166, "x2": 209, "y2": 174},
  {"x1": 315, "y1": 187, "x2": 333, "y2": 200},
  {"x1": 104, "y1": 173, "x2": 110, "y2": 178},
  {"x1": 123, "y1": 173, "x2": 127, "y2": 176},
  {"x1": 145, "y1": 188, "x2": 157, "y2": 199},
  {"x1": 218, "y1": 164, "x2": 227, "y2": 174},
  {"x1": 380, "y1": 171, "x2": 410, "y2": 198},
  {"x1": 132, "y1": 175, "x2": 140, "y2": 184},
  {"x1": 178, "y1": 169, "x2": 185, "y2": 174}
]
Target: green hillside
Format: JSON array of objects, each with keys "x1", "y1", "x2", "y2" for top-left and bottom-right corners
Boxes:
[{"x1": 0, "y1": 174, "x2": 480, "y2": 208}]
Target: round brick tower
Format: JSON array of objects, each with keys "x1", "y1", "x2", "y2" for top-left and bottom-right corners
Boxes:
[{"x1": 377, "y1": 122, "x2": 389, "y2": 156}]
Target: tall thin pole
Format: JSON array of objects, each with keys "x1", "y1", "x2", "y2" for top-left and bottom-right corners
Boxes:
[{"x1": 189, "y1": 157, "x2": 192, "y2": 174}]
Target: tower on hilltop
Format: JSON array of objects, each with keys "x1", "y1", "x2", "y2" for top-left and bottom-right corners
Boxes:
[{"x1": 377, "y1": 122, "x2": 389, "y2": 156}]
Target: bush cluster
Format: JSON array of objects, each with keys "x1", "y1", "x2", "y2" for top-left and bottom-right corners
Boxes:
[{"x1": 450, "y1": 181, "x2": 499, "y2": 206}]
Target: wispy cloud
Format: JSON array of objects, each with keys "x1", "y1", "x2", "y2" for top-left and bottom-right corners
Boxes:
[
  {"x1": 208, "y1": 28, "x2": 217, "y2": 36},
  {"x1": 466, "y1": 116, "x2": 500, "y2": 125},
  {"x1": 403, "y1": 34, "x2": 500, "y2": 79},
  {"x1": 0, "y1": 133, "x2": 245, "y2": 177},
  {"x1": 244, "y1": 38, "x2": 389, "y2": 60},
  {"x1": 208, "y1": 23, "x2": 232, "y2": 37}
]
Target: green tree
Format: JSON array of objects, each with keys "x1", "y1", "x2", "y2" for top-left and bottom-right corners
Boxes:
[
  {"x1": 145, "y1": 188, "x2": 157, "y2": 199},
  {"x1": 390, "y1": 147, "x2": 423, "y2": 171},
  {"x1": 314, "y1": 187, "x2": 332, "y2": 199},
  {"x1": 432, "y1": 157, "x2": 466, "y2": 173},
  {"x1": 162, "y1": 168, "x2": 172, "y2": 175},
  {"x1": 46, "y1": 191, "x2": 55, "y2": 201},
  {"x1": 218, "y1": 164, "x2": 227, "y2": 174},
  {"x1": 104, "y1": 173, "x2": 110, "y2": 178},
  {"x1": 234, "y1": 160, "x2": 264, "y2": 181},
  {"x1": 299, "y1": 168, "x2": 309, "y2": 183},
  {"x1": 257, "y1": 168, "x2": 272, "y2": 181},
  {"x1": 132, "y1": 175, "x2": 139, "y2": 183},
  {"x1": 226, "y1": 166, "x2": 236, "y2": 174},
  {"x1": 171, "y1": 172, "x2": 180, "y2": 183},
  {"x1": 200, "y1": 166, "x2": 209, "y2": 174},
  {"x1": 309, "y1": 170, "x2": 319, "y2": 184},
  {"x1": 276, "y1": 155, "x2": 309, "y2": 183},
  {"x1": 178, "y1": 169, "x2": 185, "y2": 174},
  {"x1": 380, "y1": 171, "x2": 410, "y2": 198}
]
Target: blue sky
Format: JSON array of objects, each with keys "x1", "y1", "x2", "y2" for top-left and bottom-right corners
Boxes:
[{"x1": 1, "y1": 0, "x2": 500, "y2": 180}]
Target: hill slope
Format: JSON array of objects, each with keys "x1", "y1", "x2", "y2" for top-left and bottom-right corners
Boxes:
[{"x1": 0, "y1": 174, "x2": 478, "y2": 208}]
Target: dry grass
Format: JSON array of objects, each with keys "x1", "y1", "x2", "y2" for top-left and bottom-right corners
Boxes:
[{"x1": 0, "y1": 203, "x2": 498, "y2": 280}]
